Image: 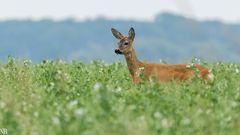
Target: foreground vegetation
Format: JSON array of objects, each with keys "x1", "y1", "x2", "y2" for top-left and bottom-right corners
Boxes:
[{"x1": 0, "y1": 58, "x2": 240, "y2": 135}]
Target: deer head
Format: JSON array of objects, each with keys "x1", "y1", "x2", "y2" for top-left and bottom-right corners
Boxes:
[{"x1": 111, "y1": 27, "x2": 135, "y2": 55}]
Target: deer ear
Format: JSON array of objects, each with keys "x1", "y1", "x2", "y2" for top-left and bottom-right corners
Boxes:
[
  {"x1": 111, "y1": 28, "x2": 124, "y2": 39},
  {"x1": 128, "y1": 27, "x2": 135, "y2": 41}
]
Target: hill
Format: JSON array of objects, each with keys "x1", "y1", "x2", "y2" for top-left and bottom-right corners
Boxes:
[{"x1": 0, "y1": 13, "x2": 240, "y2": 63}]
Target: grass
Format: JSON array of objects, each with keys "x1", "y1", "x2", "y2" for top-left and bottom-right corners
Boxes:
[{"x1": 0, "y1": 58, "x2": 240, "y2": 135}]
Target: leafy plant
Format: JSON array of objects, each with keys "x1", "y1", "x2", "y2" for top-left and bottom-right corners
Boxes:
[{"x1": 0, "y1": 58, "x2": 239, "y2": 135}]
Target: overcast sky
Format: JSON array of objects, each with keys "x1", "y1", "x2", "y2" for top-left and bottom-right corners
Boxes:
[{"x1": 1, "y1": 0, "x2": 240, "y2": 23}]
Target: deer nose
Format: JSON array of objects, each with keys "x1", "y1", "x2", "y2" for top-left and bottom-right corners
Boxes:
[{"x1": 115, "y1": 49, "x2": 122, "y2": 54}]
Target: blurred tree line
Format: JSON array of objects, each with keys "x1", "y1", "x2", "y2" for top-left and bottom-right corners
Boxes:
[{"x1": 0, "y1": 13, "x2": 239, "y2": 63}]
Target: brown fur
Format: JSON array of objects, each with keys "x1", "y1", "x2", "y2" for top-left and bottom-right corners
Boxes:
[{"x1": 111, "y1": 27, "x2": 212, "y2": 84}]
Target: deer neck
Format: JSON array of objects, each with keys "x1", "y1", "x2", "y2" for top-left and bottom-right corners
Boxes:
[{"x1": 124, "y1": 48, "x2": 144, "y2": 76}]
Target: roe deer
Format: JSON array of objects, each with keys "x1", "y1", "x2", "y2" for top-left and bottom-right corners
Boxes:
[{"x1": 111, "y1": 27, "x2": 214, "y2": 84}]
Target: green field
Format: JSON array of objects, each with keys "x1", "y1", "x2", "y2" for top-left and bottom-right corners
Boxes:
[{"x1": 0, "y1": 58, "x2": 240, "y2": 135}]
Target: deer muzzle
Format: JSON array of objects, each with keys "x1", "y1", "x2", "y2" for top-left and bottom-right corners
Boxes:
[{"x1": 115, "y1": 49, "x2": 123, "y2": 54}]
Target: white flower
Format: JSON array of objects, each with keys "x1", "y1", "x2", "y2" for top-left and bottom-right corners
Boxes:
[
  {"x1": 128, "y1": 105, "x2": 136, "y2": 110},
  {"x1": 206, "y1": 109, "x2": 211, "y2": 114},
  {"x1": 186, "y1": 64, "x2": 191, "y2": 68},
  {"x1": 75, "y1": 108, "x2": 85, "y2": 117},
  {"x1": 161, "y1": 118, "x2": 171, "y2": 128},
  {"x1": 15, "y1": 111, "x2": 21, "y2": 116},
  {"x1": 58, "y1": 59, "x2": 65, "y2": 64},
  {"x1": 231, "y1": 101, "x2": 238, "y2": 108},
  {"x1": 182, "y1": 118, "x2": 191, "y2": 125},
  {"x1": 0, "y1": 101, "x2": 6, "y2": 109},
  {"x1": 49, "y1": 82, "x2": 55, "y2": 88},
  {"x1": 196, "y1": 108, "x2": 203, "y2": 116},
  {"x1": 159, "y1": 59, "x2": 163, "y2": 63},
  {"x1": 194, "y1": 58, "x2": 201, "y2": 64},
  {"x1": 33, "y1": 112, "x2": 39, "y2": 117},
  {"x1": 116, "y1": 87, "x2": 122, "y2": 92},
  {"x1": 52, "y1": 117, "x2": 60, "y2": 125},
  {"x1": 57, "y1": 70, "x2": 62, "y2": 74},
  {"x1": 136, "y1": 67, "x2": 145, "y2": 76},
  {"x1": 93, "y1": 82, "x2": 102, "y2": 91},
  {"x1": 68, "y1": 100, "x2": 78, "y2": 109},
  {"x1": 153, "y1": 112, "x2": 162, "y2": 119},
  {"x1": 236, "y1": 68, "x2": 239, "y2": 74},
  {"x1": 22, "y1": 101, "x2": 27, "y2": 106}
]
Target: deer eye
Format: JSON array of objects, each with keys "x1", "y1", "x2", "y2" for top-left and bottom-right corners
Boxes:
[{"x1": 124, "y1": 42, "x2": 128, "y2": 45}]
